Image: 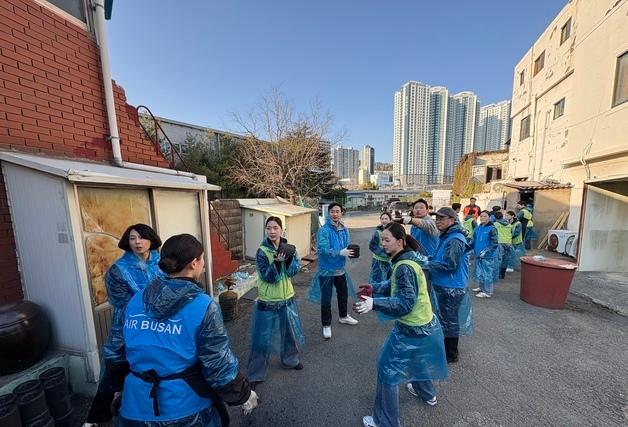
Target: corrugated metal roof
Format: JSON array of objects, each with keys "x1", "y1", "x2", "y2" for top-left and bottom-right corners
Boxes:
[
  {"x1": 239, "y1": 201, "x2": 315, "y2": 217},
  {"x1": 503, "y1": 181, "x2": 572, "y2": 191},
  {"x1": 0, "y1": 152, "x2": 221, "y2": 191}
]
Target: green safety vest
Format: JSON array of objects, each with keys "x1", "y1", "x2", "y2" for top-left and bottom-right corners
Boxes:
[
  {"x1": 521, "y1": 208, "x2": 534, "y2": 227},
  {"x1": 463, "y1": 218, "x2": 475, "y2": 239},
  {"x1": 512, "y1": 223, "x2": 523, "y2": 245},
  {"x1": 373, "y1": 229, "x2": 391, "y2": 263},
  {"x1": 257, "y1": 245, "x2": 295, "y2": 302},
  {"x1": 494, "y1": 222, "x2": 513, "y2": 244},
  {"x1": 390, "y1": 260, "x2": 433, "y2": 327}
]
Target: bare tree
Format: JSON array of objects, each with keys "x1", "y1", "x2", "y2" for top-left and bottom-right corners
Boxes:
[{"x1": 230, "y1": 89, "x2": 344, "y2": 203}]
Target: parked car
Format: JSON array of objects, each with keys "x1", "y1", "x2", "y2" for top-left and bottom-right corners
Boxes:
[
  {"x1": 381, "y1": 198, "x2": 400, "y2": 213},
  {"x1": 387, "y1": 201, "x2": 413, "y2": 219}
]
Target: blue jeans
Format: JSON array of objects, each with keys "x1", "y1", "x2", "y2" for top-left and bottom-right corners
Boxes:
[{"x1": 373, "y1": 381, "x2": 435, "y2": 427}]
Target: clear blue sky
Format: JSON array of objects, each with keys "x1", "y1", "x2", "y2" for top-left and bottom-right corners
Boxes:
[{"x1": 107, "y1": 0, "x2": 567, "y2": 163}]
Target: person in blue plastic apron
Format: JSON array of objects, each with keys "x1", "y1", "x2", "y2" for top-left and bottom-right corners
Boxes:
[
  {"x1": 507, "y1": 210, "x2": 525, "y2": 271},
  {"x1": 426, "y1": 207, "x2": 473, "y2": 364},
  {"x1": 368, "y1": 212, "x2": 393, "y2": 284},
  {"x1": 356, "y1": 222, "x2": 447, "y2": 427},
  {"x1": 403, "y1": 199, "x2": 439, "y2": 258},
  {"x1": 471, "y1": 211, "x2": 499, "y2": 299},
  {"x1": 246, "y1": 216, "x2": 305, "y2": 389},
  {"x1": 493, "y1": 211, "x2": 514, "y2": 280},
  {"x1": 86, "y1": 224, "x2": 164, "y2": 425},
  {"x1": 111, "y1": 234, "x2": 258, "y2": 426},
  {"x1": 308, "y1": 202, "x2": 358, "y2": 339}
]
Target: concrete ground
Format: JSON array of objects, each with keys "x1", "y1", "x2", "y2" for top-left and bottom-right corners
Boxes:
[
  {"x1": 224, "y1": 212, "x2": 628, "y2": 427},
  {"x1": 73, "y1": 212, "x2": 628, "y2": 426}
]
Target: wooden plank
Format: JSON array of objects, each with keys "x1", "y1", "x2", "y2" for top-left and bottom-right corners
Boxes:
[{"x1": 537, "y1": 211, "x2": 568, "y2": 249}]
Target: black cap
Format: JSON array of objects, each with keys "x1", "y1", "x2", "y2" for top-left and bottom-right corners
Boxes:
[{"x1": 434, "y1": 207, "x2": 457, "y2": 219}]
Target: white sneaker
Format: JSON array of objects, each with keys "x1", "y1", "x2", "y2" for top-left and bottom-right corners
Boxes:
[
  {"x1": 426, "y1": 397, "x2": 437, "y2": 406},
  {"x1": 471, "y1": 287, "x2": 481, "y2": 292},
  {"x1": 322, "y1": 326, "x2": 332, "y2": 339},
  {"x1": 362, "y1": 415, "x2": 378, "y2": 427},
  {"x1": 476, "y1": 292, "x2": 491, "y2": 298},
  {"x1": 339, "y1": 315, "x2": 358, "y2": 325},
  {"x1": 406, "y1": 383, "x2": 419, "y2": 397},
  {"x1": 406, "y1": 384, "x2": 438, "y2": 405},
  {"x1": 506, "y1": 268, "x2": 514, "y2": 273}
]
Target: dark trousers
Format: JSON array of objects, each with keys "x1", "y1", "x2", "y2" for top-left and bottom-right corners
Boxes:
[
  {"x1": 320, "y1": 274, "x2": 348, "y2": 326},
  {"x1": 444, "y1": 337, "x2": 459, "y2": 362}
]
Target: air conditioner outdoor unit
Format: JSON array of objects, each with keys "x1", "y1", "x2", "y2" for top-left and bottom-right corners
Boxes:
[
  {"x1": 547, "y1": 230, "x2": 578, "y2": 255},
  {"x1": 564, "y1": 233, "x2": 578, "y2": 258}
]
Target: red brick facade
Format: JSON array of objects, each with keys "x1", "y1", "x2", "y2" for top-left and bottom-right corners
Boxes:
[{"x1": 0, "y1": 0, "x2": 170, "y2": 303}]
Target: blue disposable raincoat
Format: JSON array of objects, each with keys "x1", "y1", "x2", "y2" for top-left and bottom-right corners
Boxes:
[
  {"x1": 247, "y1": 238, "x2": 305, "y2": 382},
  {"x1": 373, "y1": 250, "x2": 448, "y2": 385},
  {"x1": 472, "y1": 222, "x2": 498, "y2": 290},
  {"x1": 307, "y1": 217, "x2": 355, "y2": 303},
  {"x1": 428, "y1": 224, "x2": 473, "y2": 337},
  {"x1": 112, "y1": 277, "x2": 250, "y2": 426},
  {"x1": 369, "y1": 225, "x2": 391, "y2": 284},
  {"x1": 102, "y1": 250, "x2": 163, "y2": 362},
  {"x1": 510, "y1": 220, "x2": 525, "y2": 270},
  {"x1": 495, "y1": 218, "x2": 515, "y2": 272},
  {"x1": 410, "y1": 217, "x2": 439, "y2": 258}
]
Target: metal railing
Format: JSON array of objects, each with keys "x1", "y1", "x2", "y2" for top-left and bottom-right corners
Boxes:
[
  {"x1": 209, "y1": 201, "x2": 230, "y2": 251},
  {"x1": 136, "y1": 105, "x2": 190, "y2": 170}
]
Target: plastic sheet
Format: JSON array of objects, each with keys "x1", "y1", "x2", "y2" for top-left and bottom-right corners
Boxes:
[
  {"x1": 525, "y1": 227, "x2": 539, "y2": 243},
  {"x1": 492, "y1": 245, "x2": 503, "y2": 281},
  {"x1": 117, "y1": 406, "x2": 220, "y2": 427},
  {"x1": 511, "y1": 243, "x2": 526, "y2": 269},
  {"x1": 429, "y1": 285, "x2": 473, "y2": 337},
  {"x1": 102, "y1": 250, "x2": 163, "y2": 362},
  {"x1": 500, "y1": 244, "x2": 515, "y2": 269},
  {"x1": 369, "y1": 258, "x2": 392, "y2": 284},
  {"x1": 376, "y1": 318, "x2": 448, "y2": 386},
  {"x1": 307, "y1": 271, "x2": 356, "y2": 304},
  {"x1": 249, "y1": 298, "x2": 305, "y2": 355},
  {"x1": 473, "y1": 256, "x2": 495, "y2": 287}
]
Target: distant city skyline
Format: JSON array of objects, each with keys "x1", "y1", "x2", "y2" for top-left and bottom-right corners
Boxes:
[
  {"x1": 107, "y1": 1, "x2": 568, "y2": 163},
  {"x1": 393, "y1": 82, "x2": 481, "y2": 186}
]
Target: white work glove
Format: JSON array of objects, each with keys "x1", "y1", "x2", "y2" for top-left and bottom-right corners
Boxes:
[
  {"x1": 339, "y1": 248, "x2": 351, "y2": 257},
  {"x1": 242, "y1": 390, "x2": 259, "y2": 415},
  {"x1": 403, "y1": 217, "x2": 412, "y2": 225},
  {"x1": 354, "y1": 296, "x2": 374, "y2": 314}
]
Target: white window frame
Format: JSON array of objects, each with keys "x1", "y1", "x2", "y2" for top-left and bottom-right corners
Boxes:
[
  {"x1": 611, "y1": 51, "x2": 628, "y2": 108},
  {"x1": 34, "y1": 0, "x2": 90, "y2": 32},
  {"x1": 553, "y1": 98, "x2": 565, "y2": 119}
]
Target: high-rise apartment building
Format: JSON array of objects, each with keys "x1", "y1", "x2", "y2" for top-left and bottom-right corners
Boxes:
[
  {"x1": 332, "y1": 146, "x2": 360, "y2": 181},
  {"x1": 394, "y1": 82, "x2": 479, "y2": 186},
  {"x1": 393, "y1": 81, "x2": 431, "y2": 186},
  {"x1": 476, "y1": 101, "x2": 511, "y2": 152},
  {"x1": 444, "y1": 92, "x2": 480, "y2": 180},
  {"x1": 428, "y1": 87, "x2": 449, "y2": 184},
  {"x1": 362, "y1": 145, "x2": 375, "y2": 175}
]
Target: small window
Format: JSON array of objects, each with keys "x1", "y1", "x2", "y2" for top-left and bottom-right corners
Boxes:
[
  {"x1": 45, "y1": 0, "x2": 87, "y2": 23},
  {"x1": 519, "y1": 70, "x2": 525, "y2": 86},
  {"x1": 553, "y1": 98, "x2": 565, "y2": 119},
  {"x1": 534, "y1": 51, "x2": 545, "y2": 76},
  {"x1": 520, "y1": 116, "x2": 531, "y2": 140},
  {"x1": 560, "y1": 18, "x2": 572, "y2": 45},
  {"x1": 612, "y1": 51, "x2": 628, "y2": 107}
]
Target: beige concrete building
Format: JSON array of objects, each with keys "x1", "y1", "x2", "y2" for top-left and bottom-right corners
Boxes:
[{"x1": 508, "y1": 0, "x2": 628, "y2": 271}]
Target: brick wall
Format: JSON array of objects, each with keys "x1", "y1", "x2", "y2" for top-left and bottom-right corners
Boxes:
[{"x1": 0, "y1": 0, "x2": 171, "y2": 303}]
